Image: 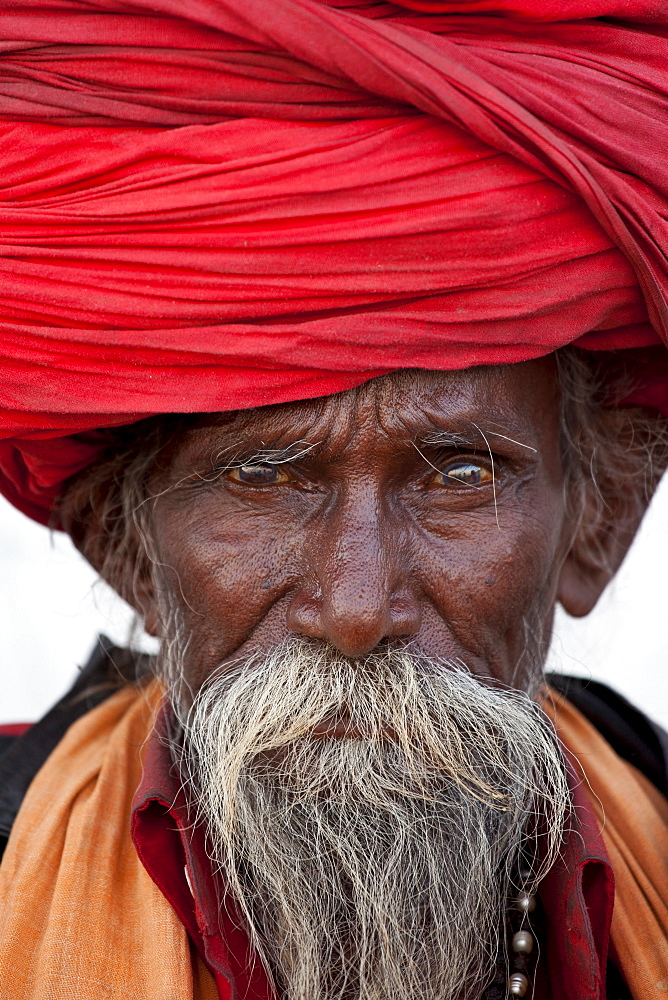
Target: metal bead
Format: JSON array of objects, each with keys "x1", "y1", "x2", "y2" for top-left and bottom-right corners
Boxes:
[
  {"x1": 512, "y1": 930, "x2": 534, "y2": 955},
  {"x1": 508, "y1": 971, "x2": 529, "y2": 997},
  {"x1": 514, "y1": 892, "x2": 536, "y2": 914}
]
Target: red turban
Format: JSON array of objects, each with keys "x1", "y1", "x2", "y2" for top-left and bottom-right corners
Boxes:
[{"x1": 0, "y1": 0, "x2": 667, "y2": 524}]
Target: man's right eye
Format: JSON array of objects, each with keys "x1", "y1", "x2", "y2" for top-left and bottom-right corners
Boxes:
[{"x1": 226, "y1": 463, "x2": 290, "y2": 486}]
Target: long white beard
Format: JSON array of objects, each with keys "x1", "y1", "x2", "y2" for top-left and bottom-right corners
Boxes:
[{"x1": 171, "y1": 640, "x2": 569, "y2": 1000}]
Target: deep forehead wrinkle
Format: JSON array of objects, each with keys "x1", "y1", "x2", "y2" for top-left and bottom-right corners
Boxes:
[
  {"x1": 374, "y1": 368, "x2": 548, "y2": 452},
  {"x1": 185, "y1": 363, "x2": 553, "y2": 464},
  {"x1": 201, "y1": 389, "x2": 365, "y2": 459}
]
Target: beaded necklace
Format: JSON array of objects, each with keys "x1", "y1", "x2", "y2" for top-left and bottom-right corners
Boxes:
[{"x1": 506, "y1": 869, "x2": 540, "y2": 998}]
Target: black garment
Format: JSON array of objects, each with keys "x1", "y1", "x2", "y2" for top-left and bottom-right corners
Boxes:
[
  {"x1": 547, "y1": 672, "x2": 668, "y2": 799},
  {"x1": 0, "y1": 636, "x2": 147, "y2": 855},
  {"x1": 1, "y1": 643, "x2": 665, "y2": 1000}
]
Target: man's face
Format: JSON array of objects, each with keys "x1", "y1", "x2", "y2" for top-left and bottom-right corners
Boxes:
[
  {"x1": 141, "y1": 360, "x2": 575, "y2": 1000},
  {"x1": 148, "y1": 359, "x2": 571, "y2": 695}
]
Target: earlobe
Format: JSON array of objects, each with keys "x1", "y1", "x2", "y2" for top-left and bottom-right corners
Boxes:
[
  {"x1": 141, "y1": 603, "x2": 161, "y2": 638},
  {"x1": 557, "y1": 549, "x2": 611, "y2": 618},
  {"x1": 109, "y1": 568, "x2": 161, "y2": 638}
]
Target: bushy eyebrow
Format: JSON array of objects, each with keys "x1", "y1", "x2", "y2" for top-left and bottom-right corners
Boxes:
[
  {"x1": 420, "y1": 430, "x2": 478, "y2": 449},
  {"x1": 210, "y1": 439, "x2": 319, "y2": 470},
  {"x1": 420, "y1": 428, "x2": 537, "y2": 454}
]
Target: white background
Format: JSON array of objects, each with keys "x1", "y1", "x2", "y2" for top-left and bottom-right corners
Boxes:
[{"x1": 1, "y1": 480, "x2": 667, "y2": 728}]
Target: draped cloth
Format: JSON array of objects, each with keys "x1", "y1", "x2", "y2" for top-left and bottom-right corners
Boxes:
[
  {"x1": 0, "y1": 682, "x2": 220, "y2": 1000},
  {"x1": 1, "y1": 680, "x2": 667, "y2": 998},
  {"x1": 546, "y1": 690, "x2": 668, "y2": 1000},
  {"x1": 0, "y1": 0, "x2": 667, "y2": 523}
]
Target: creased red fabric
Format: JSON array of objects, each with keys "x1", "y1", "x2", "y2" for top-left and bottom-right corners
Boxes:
[{"x1": 0, "y1": 0, "x2": 667, "y2": 524}]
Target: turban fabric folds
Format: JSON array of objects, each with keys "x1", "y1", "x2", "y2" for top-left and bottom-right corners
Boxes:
[{"x1": 0, "y1": 0, "x2": 667, "y2": 523}]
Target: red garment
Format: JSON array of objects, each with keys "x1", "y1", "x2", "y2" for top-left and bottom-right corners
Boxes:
[
  {"x1": 132, "y1": 702, "x2": 616, "y2": 999},
  {"x1": 0, "y1": 0, "x2": 667, "y2": 524},
  {"x1": 0, "y1": 723, "x2": 30, "y2": 738},
  {"x1": 132, "y1": 704, "x2": 278, "y2": 1000}
]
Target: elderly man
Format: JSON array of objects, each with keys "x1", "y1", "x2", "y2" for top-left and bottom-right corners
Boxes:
[{"x1": 1, "y1": 0, "x2": 668, "y2": 998}]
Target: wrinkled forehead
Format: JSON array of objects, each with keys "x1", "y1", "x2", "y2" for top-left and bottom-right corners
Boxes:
[{"x1": 180, "y1": 361, "x2": 562, "y2": 458}]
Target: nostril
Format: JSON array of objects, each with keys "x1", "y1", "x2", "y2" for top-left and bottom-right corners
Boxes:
[
  {"x1": 388, "y1": 595, "x2": 422, "y2": 636},
  {"x1": 286, "y1": 592, "x2": 323, "y2": 639}
]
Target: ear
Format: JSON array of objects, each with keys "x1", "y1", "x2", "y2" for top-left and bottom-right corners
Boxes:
[
  {"x1": 557, "y1": 411, "x2": 654, "y2": 618},
  {"x1": 60, "y1": 493, "x2": 162, "y2": 637},
  {"x1": 84, "y1": 530, "x2": 162, "y2": 638},
  {"x1": 557, "y1": 496, "x2": 644, "y2": 618}
]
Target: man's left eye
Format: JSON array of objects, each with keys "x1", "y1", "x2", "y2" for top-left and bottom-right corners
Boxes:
[
  {"x1": 227, "y1": 463, "x2": 290, "y2": 486},
  {"x1": 431, "y1": 462, "x2": 493, "y2": 489}
]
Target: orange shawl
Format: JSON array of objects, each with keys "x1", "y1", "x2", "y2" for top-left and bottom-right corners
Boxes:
[
  {"x1": 0, "y1": 682, "x2": 667, "y2": 998},
  {"x1": 545, "y1": 690, "x2": 668, "y2": 998},
  {"x1": 0, "y1": 682, "x2": 218, "y2": 1000}
]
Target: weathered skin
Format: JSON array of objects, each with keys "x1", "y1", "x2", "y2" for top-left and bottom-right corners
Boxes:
[{"x1": 134, "y1": 362, "x2": 636, "y2": 696}]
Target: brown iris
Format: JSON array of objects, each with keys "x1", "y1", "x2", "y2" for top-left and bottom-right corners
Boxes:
[
  {"x1": 434, "y1": 462, "x2": 493, "y2": 489},
  {"x1": 228, "y1": 463, "x2": 290, "y2": 486}
]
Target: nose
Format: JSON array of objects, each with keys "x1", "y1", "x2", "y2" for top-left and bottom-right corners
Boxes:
[{"x1": 286, "y1": 486, "x2": 421, "y2": 657}]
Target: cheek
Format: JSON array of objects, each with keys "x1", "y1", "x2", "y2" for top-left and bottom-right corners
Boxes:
[
  {"x1": 416, "y1": 497, "x2": 566, "y2": 672},
  {"x1": 151, "y1": 502, "x2": 299, "y2": 665}
]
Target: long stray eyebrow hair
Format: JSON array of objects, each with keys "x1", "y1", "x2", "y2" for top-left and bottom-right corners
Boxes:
[{"x1": 421, "y1": 428, "x2": 538, "y2": 453}]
